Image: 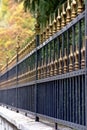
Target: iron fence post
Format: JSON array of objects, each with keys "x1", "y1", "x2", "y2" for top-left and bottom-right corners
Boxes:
[
  {"x1": 16, "y1": 41, "x2": 20, "y2": 112},
  {"x1": 16, "y1": 51, "x2": 18, "y2": 112},
  {"x1": 6, "y1": 56, "x2": 9, "y2": 106},
  {"x1": 35, "y1": 9, "x2": 40, "y2": 122},
  {"x1": 85, "y1": 0, "x2": 87, "y2": 129}
]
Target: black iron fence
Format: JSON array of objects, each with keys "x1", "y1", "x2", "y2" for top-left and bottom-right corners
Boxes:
[{"x1": 0, "y1": 0, "x2": 87, "y2": 130}]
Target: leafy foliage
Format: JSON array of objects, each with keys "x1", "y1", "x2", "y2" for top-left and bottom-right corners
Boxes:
[
  {"x1": 23, "y1": 0, "x2": 67, "y2": 25},
  {"x1": 0, "y1": 0, "x2": 35, "y2": 65}
]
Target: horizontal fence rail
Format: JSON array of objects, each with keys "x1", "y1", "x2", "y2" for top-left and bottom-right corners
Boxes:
[{"x1": 0, "y1": 0, "x2": 87, "y2": 130}]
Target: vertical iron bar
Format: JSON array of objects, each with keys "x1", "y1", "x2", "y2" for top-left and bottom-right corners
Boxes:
[
  {"x1": 78, "y1": 76, "x2": 81, "y2": 124},
  {"x1": 78, "y1": 21, "x2": 81, "y2": 69},
  {"x1": 63, "y1": 79, "x2": 65, "y2": 120},
  {"x1": 71, "y1": 78, "x2": 73, "y2": 122},
  {"x1": 72, "y1": 77, "x2": 74, "y2": 123},
  {"x1": 68, "y1": 78, "x2": 70, "y2": 121},
  {"x1": 50, "y1": 42, "x2": 52, "y2": 62},
  {"x1": 67, "y1": 30, "x2": 69, "y2": 72},
  {"x1": 52, "y1": 81, "x2": 54, "y2": 117},
  {"x1": 44, "y1": 83, "x2": 45, "y2": 115},
  {"x1": 6, "y1": 62, "x2": 8, "y2": 106},
  {"x1": 40, "y1": 49, "x2": 42, "y2": 78},
  {"x1": 72, "y1": 25, "x2": 75, "y2": 70},
  {"x1": 75, "y1": 76, "x2": 78, "y2": 123},
  {"x1": 61, "y1": 79, "x2": 63, "y2": 119},
  {"x1": 57, "y1": 37, "x2": 60, "y2": 74},
  {"x1": 54, "y1": 81, "x2": 56, "y2": 118},
  {"x1": 74, "y1": 77, "x2": 76, "y2": 123},
  {"x1": 41, "y1": 48, "x2": 43, "y2": 79},
  {"x1": 35, "y1": 34, "x2": 39, "y2": 122},
  {"x1": 66, "y1": 78, "x2": 68, "y2": 121},
  {"x1": 46, "y1": 44, "x2": 48, "y2": 77},
  {"x1": 55, "y1": 80, "x2": 57, "y2": 119},
  {"x1": 85, "y1": 0, "x2": 87, "y2": 127},
  {"x1": 44, "y1": 46, "x2": 45, "y2": 65},
  {"x1": 62, "y1": 34, "x2": 64, "y2": 73},
  {"x1": 59, "y1": 80, "x2": 62, "y2": 119},
  {"x1": 81, "y1": 75, "x2": 83, "y2": 125},
  {"x1": 53, "y1": 40, "x2": 55, "y2": 76},
  {"x1": 82, "y1": 75, "x2": 85, "y2": 125},
  {"x1": 77, "y1": 76, "x2": 79, "y2": 124},
  {"x1": 48, "y1": 82, "x2": 51, "y2": 116},
  {"x1": 69, "y1": 78, "x2": 71, "y2": 122},
  {"x1": 57, "y1": 80, "x2": 59, "y2": 119},
  {"x1": 16, "y1": 50, "x2": 19, "y2": 112},
  {"x1": 65, "y1": 79, "x2": 67, "y2": 121}
]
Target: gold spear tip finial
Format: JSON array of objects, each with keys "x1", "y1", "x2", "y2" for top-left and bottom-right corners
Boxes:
[
  {"x1": 62, "y1": 4, "x2": 66, "y2": 15},
  {"x1": 72, "y1": 0, "x2": 76, "y2": 5},
  {"x1": 46, "y1": 20, "x2": 49, "y2": 27},
  {"x1": 53, "y1": 12, "x2": 56, "y2": 24},
  {"x1": 67, "y1": 0, "x2": 71, "y2": 10},
  {"x1": 58, "y1": 8, "x2": 61, "y2": 19},
  {"x1": 6, "y1": 55, "x2": 9, "y2": 63},
  {"x1": 49, "y1": 15, "x2": 52, "y2": 25},
  {"x1": 34, "y1": 9, "x2": 40, "y2": 34},
  {"x1": 16, "y1": 34, "x2": 20, "y2": 51},
  {"x1": 54, "y1": 13, "x2": 56, "y2": 20},
  {"x1": 16, "y1": 42, "x2": 20, "y2": 52}
]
